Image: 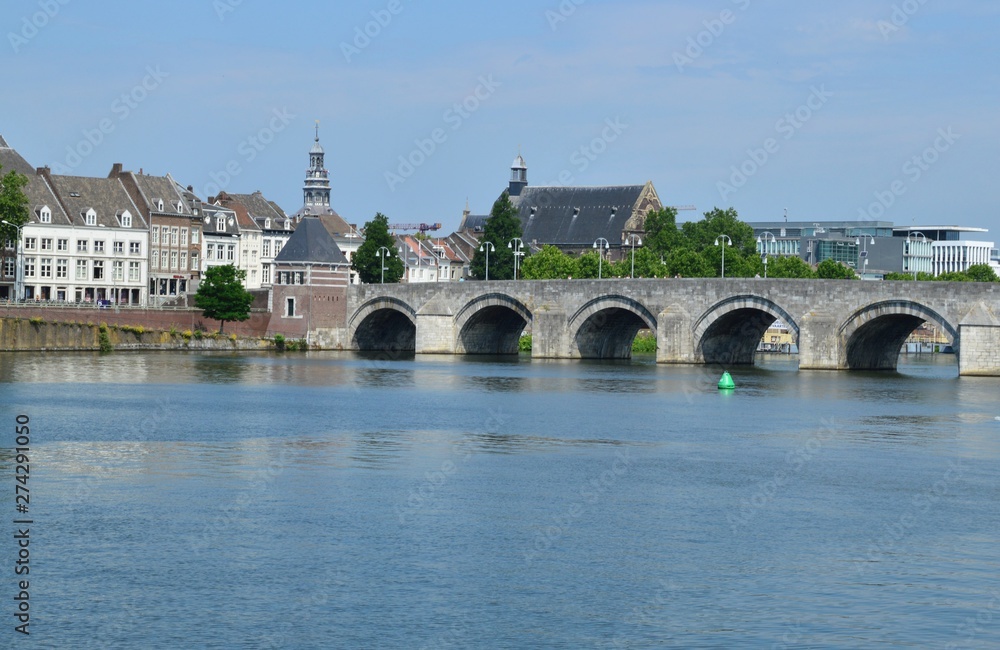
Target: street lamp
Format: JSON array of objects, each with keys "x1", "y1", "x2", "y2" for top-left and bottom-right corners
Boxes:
[
  {"x1": 479, "y1": 241, "x2": 495, "y2": 281},
  {"x1": 508, "y1": 238, "x2": 524, "y2": 280},
  {"x1": 757, "y1": 232, "x2": 777, "y2": 279},
  {"x1": 906, "y1": 231, "x2": 927, "y2": 281},
  {"x1": 377, "y1": 246, "x2": 391, "y2": 284},
  {"x1": 715, "y1": 234, "x2": 732, "y2": 279},
  {"x1": 623, "y1": 234, "x2": 642, "y2": 278},
  {"x1": 1, "y1": 220, "x2": 24, "y2": 301},
  {"x1": 855, "y1": 234, "x2": 875, "y2": 278},
  {"x1": 593, "y1": 237, "x2": 610, "y2": 279}
]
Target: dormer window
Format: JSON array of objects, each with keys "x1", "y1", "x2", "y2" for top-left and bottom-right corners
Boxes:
[
  {"x1": 84, "y1": 208, "x2": 97, "y2": 226},
  {"x1": 264, "y1": 218, "x2": 271, "y2": 229},
  {"x1": 39, "y1": 206, "x2": 51, "y2": 223},
  {"x1": 118, "y1": 210, "x2": 132, "y2": 228},
  {"x1": 216, "y1": 216, "x2": 225, "y2": 231},
  {"x1": 175, "y1": 201, "x2": 184, "y2": 212},
  {"x1": 155, "y1": 199, "x2": 164, "y2": 211}
]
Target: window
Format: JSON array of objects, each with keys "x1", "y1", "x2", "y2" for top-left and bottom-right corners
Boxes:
[
  {"x1": 206, "y1": 243, "x2": 215, "y2": 259},
  {"x1": 24, "y1": 237, "x2": 36, "y2": 251},
  {"x1": 39, "y1": 258, "x2": 52, "y2": 278},
  {"x1": 216, "y1": 216, "x2": 225, "y2": 231},
  {"x1": 56, "y1": 258, "x2": 68, "y2": 279},
  {"x1": 57, "y1": 239, "x2": 68, "y2": 251},
  {"x1": 39, "y1": 206, "x2": 51, "y2": 223},
  {"x1": 242, "y1": 250, "x2": 248, "y2": 265},
  {"x1": 92, "y1": 260, "x2": 104, "y2": 280},
  {"x1": 129, "y1": 261, "x2": 140, "y2": 282},
  {"x1": 75, "y1": 259, "x2": 87, "y2": 280},
  {"x1": 41, "y1": 238, "x2": 53, "y2": 251},
  {"x1": 85, "y1": 209, "x2": 97, "y2": 226},
  {"x1": 180, "y1": 228, "x2": 188, "y2": 246},
  {"x1": 94, "y1": 241, "x2": 105, "y2": 253},
  {"x1": 286, "y1": 297, "x2": 295, "y2": 317},
  {"x1": 120, "y1": 211, "x2": 132, "y2": 228},
  {"x1": 191, "y1": 229, "x2": 199, "y2": 244},
  {"x1": 171, "y1": 227, "x2": 178, "y2": 245},
  {"x1": 216, "y1": 246, "x2": 224, "y2": 261},
  {"x1": 262, "y1": 265, "x2": 270, "y2": 284},
  {"x1": 3, "y1": 259, "x2": 14, "y2": 278},
  {"x1": 161, "y1": 226, "x2": 169, "y2": 243},
  {"x1": 262, "y1": 239, "x2": 271, "y2": 257},
  {"x1": 151, "y1": 228, "x2": 159, "y2": 245},
  {"x1": 180, "y1": 252, "x2": 187, "y2": 270},
  {"x1": 130, "y1": 242, "x2": 140, "y2": 256},
  {"x1": 113, "y1": 260, "x2": 124, "y2": 282},
  {"x1": 23, "y1": 258, "x2": 35, "y2": 278},
  {"x1": 77, "y1": 239, "x2": 88, "y2": 253},
  {"x1": 113, "y1": 241, "x2": 124, "y2": 254},
  {"x1": 227, "y1": 245, "x2": 234, "y2": 261},
  {"x1": 170, "y1": 251, "x2": 178, "y2": 270},
  {"x1": 191, "y1": 252, "x2": 198, "y2": 271},
  {"x1": 152, "y1": 250, "x2": 159, "y2": 270}
]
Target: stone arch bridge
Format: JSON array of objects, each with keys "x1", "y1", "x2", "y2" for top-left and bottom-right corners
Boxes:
[{"x1": 310, "y1": 279, "x2": 1000, "y2": 376}]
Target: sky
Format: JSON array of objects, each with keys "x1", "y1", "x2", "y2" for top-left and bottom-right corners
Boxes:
[{"x1": 3, "y1": 0, "x2": 999, "y2": 237}]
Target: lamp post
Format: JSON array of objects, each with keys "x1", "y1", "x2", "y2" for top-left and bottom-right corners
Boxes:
[
  {"x1": 855, "y1": 234, "x2": 875, "y2": 278},
  {"x1": 757, "y1": 231, "x2": 776, "y2": 279},
  {"x1": 479, "y1": 241, "x2": 495, "y2": 281},
  {"x1": 906, "y1": 231, "x2": 927, "y2": 281},
  {"x1": 1, "y1": 220, "x2": 24, "y2": 301},
  {"x1": 593, "y1": 237, "x2": 610, "y2": 279},
  {"x1": 377, "y1": 246, "x2": 391, "y2": 284},
  {"x1": 715, "y1": 234, "x2": 732, "y2": 279},
  {"x1": 508, "y1": 238, "x2": 524, "y2": 280},
  {"x1": 623, "y1": 234, "x2": 642, "y2": 278}
]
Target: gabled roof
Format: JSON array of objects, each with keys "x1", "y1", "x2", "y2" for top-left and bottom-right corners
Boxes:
[
  {"x1": 291, "y1": 205, "x2": 353, "y2": 235},
  {"x1": 0, "y1": 136, "x2": 35, "y2": 176},
  {"x1": 200, "y1": 205, "x2": 240, "y2": 236},
  {"x1": 49, "y1": 175, "x2": 146, "y2": 229},
  {"x1": 129, "y1": 172, "x2": 193, "y2": 216},
  {"x1": 274, "y1": 216, "x2": 348, "y2": 265},
  {"x1": 511, "y1": 185, "x2": 647, "y2": 247},
  {"x1": 23, "y1": 174, "x2": 70, "y2": 225},
  {"x1": 221, "y1": 191, "x2": 289, "y2": 225}
]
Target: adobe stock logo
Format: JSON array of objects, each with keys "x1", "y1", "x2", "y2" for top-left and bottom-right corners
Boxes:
[{"x1": 8, "y1": 0, "x2": 71, "y2": 54}]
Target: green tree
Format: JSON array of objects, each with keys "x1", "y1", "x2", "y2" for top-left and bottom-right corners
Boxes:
[
  {"x1": 816, "y1": 258, "x2": 858, "y2": 279},
  {"x1": 613, "y1": 247, "x2": 670, "y2": 278},
  {"x1": 965, "y1": 264, "x2": 999, "y2": 283},
  {"x1": 679, "y1": 207, "x2": 757, "y2": 256},
  {"x1": 352, "y1": 213, "x2": 404, "y2": 284},
  {"x1": 936, "y1": 271, "x2": 972, "y2": 282},
  {"x1": 521, "y1": 245, "x2": 578, "y2": 280},
  {"x1": 471, "y1": 192, "x2": 524, "y2": 280},
  {"x1": 643, "y1": 207, "x2": 681, "y2": 257},
  {"x1": 665, "y1": 248, "x2": 713, "y2": 278},
  {"x1": 0, "y1": 166, "x2": 30, "y2": 243},
  {"x1": 194, "y1": 265, "x2": 254, "y2": 333},
  {"x1": 766, "y1": 256, "x2": 817, "y2": 279}
]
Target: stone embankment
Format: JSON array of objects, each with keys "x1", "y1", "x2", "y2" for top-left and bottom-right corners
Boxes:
[{"x1": 0, "y1": 317, "x2": 275, "y2": 352}]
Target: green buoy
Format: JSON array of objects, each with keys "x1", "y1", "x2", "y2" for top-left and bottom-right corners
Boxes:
[{"x1": 718, "y1": 371, "x2": 735, "y2": 390}]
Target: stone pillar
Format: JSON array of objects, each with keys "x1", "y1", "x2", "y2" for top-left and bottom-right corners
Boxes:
[
  {"x1": 532, "y1": 309, "x2": 569, "y2": 358},
  {"x1": 414, "y1": 298, "x2": 456, "y2": 354},
  {"x1": 657, "y1": 305, "x2": 695, "y2": 364},
  {"x1": 958, "y1": 325, "x2": 1000, "y2": 376},
  {"x1": 797, "y1": 311, "x2": 843, "y2": 370}
]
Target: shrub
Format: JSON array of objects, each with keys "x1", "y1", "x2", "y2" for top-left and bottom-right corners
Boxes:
[
  {"x1": 519, "y1": 334, "x2": 532, "y2": 353},
  {"x1": 29, "y1": 316, "x2": 43, "y2": 325},
  {"x1": 632, "y1": 330, "x2": 657, "y2": 354},
  {"x1": 98, "y1": 324, "x2": 113, "y2": 353},
  {"x1": 274, "y1": 334, "x2": 286, "y2": 352},
  {"x1": 229, "y1": 333, "x2": 237, "y2": 342},
  {"x1": 193, "y1": 330, "x2": 204, "y2": 340},
  {"x1": 169, "y1": 327, "x2": 179, "y2": 337}
]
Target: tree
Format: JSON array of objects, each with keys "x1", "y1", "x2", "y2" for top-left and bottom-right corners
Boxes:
[
  {"x1": 471, "y1": 192, "x2": 524, "y2": 280},
  {"x1": 816, "y1": 258, "x2": 858, "y2": 279},
  {"x1": 521, "y1": 245, "x2": 578, "y2": 279},
  {"x1": 665, "y1": 248, "x2": 713, "y2": 278},
  {"x1": 0, "y1": 165, "x2": 30, "y2": 243},
  {"x1": 965, "y1": 264, "x2": 999, "y2": 283},
  {"x1": 352, "y1": 213, "x2": 403, "y2": 284},
  {"x1": 643, "y1": 207, "x2": 681, "y2": 257},
  {"x1": 194, "y1": 265, "x2": 255, "y2": 333},
  {"x1": 766, "y1": 256, "x2": 816, "y2": 279}
]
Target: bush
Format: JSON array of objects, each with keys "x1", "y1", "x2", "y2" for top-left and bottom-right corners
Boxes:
[
  {"x1": 193, "y1": 330, "x2": 204, "y2": 340},
  {"x1": 519, "y1": 334, "x2": 532, "y2": 352},
  {"x1": 632, "y1": 330, "x2": 657, "y2": 353},
  {"x1": 229, "y1": 333, "x2": 238, "y2": 342},
  {"x1": 98, "y1": 324, "x2": 113, "y2": 353},
  {"x1": 274, "y1": 334, "x2": 286, "y2": 352},
  {"x1": 29, "y1": 316, "x2": 43, "y2": 325}
]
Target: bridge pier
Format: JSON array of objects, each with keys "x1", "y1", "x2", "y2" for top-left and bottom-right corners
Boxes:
[
  {"x1": 531, "y1": 309, "x2": 571, "y2": 359},
  {"x1": 797, "y1": 311, "x2": 844, "y2": 371},
  {"x1": 957, "y1": 305, "x2": 1000, "y2": 376},
  {"x1": 656, "y1": 305, "x2": 696, "y2": 364}
]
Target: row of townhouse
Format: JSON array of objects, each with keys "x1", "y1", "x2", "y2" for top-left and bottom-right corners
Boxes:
[
  {"x1": 0, "y1": 160, "x2": 296, "y2": 305},
  {"x1": 396, "y1": 234, "x2": 470, "y2": 283}
]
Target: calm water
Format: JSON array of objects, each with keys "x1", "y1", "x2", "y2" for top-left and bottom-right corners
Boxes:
[{"x1": 1, "y1": 351, "x2": 998, "y2": 649}]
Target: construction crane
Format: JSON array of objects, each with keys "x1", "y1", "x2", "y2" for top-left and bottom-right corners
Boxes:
[
  {"x1": 669, "y1": 205, "x2": 697, "y2": 212},
  {"x1": 388, "y1": 222, "x2": 442, "y2": 235}
]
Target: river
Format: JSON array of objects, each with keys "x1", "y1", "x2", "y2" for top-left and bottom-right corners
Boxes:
[{"x1": 1, "y1": 351, "x2": 998, "y2": 648}]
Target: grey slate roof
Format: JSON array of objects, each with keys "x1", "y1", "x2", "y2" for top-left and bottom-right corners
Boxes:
[
  {"x1": 24, "y1": 174, "x2": 70, "y2": 225},
  {"x1": 0, "y1": 136, "x2": 35, "y2": 176},
  {"x1": 273, "y1": 216, "x2": 348, "y2": 265},
  {"x1": 130, "y1": 173, "x2": 193, "y2": 216},
  {"x1": 291, "y1": 204, "x2": 353, "y2": 234},
  {"x1": 50, "y1": 175, "x2": 147, "y2": 230},
  {"x1": 225, "y1": 191, "x2": 289, "y2": 223},
  {"x1": 511, "y1": 185, "x2": 647, "y2": 247}
]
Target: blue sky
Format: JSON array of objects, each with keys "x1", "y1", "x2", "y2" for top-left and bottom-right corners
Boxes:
[{"x1": 4, "y1": 0, "x2": 999, "y2": 236}]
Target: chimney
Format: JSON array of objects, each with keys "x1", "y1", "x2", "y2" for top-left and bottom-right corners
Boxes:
[{"x1": 109, "y1": 163, "x2": 123, "y2": 177}]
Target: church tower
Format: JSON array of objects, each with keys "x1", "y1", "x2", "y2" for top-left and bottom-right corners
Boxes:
[
  {"x1": 302, "y1": 121, "x2": 331, "y2": 211},
  {"x1": 509, "y1": 152, "x2": 528, "y2": 197}
]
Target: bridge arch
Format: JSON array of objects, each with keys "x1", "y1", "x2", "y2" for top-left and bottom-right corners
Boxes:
[
  {"x1": 839, "y1": 300, "x2": 958, "y2": 371},
  {"x1": 694, "y1": 295, "x2": 800, "y2": 365},
  {"x1": 569, "y1": 295, "x2": 657, "y2": 359},
  {"x1": 349, "y1": 297, "x2": 417, "y2": 353},
  {"x1": 454, "y1": 293, "x2": 533, "y2": 355}
]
